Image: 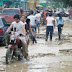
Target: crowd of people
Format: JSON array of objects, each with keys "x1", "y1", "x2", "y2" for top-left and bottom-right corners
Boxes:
[{"x1": 5, "y1": 9, "x2": 64, "y2": 60}]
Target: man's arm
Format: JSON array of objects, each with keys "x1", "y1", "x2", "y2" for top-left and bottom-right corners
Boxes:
[
  {"x1": 33, "y1": 15, "x2": 36, "y2": 25},
  {"x1": 46, "y1": 18, "x2": 47, "y2": 25},
  {"x1": 52, "y1": 20, "x2": 55, "y2": 27},
  {"x1": 6, "y1": 24, "x2": 13, "y2": 33},
  {"x1": 22, "y1": 25, "x2": 26, "y2": 36},
  {"x1": 56, "y1": 18, "x2": 58, "y2": 26}
]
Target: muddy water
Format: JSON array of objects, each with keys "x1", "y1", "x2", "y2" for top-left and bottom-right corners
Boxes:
[{"x1": 0, "y1": 18, "x2": 72, "y2": 72}]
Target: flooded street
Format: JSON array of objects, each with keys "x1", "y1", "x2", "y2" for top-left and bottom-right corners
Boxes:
[{"x1": 0, "y1": 18, "x2": 72, "y2": 72}]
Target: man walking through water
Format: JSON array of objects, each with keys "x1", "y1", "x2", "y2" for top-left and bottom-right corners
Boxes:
[
  {"x1": 45, "y1": 13, "x2": 55, "y2": 41},
  {"x1": 35, "y1": 10, "x2": 41, "y2": 33},
  {"x1": 56, "y1": 14, "x2": 64, "y2": 40},
  {"x1": 27, "y1": 10, "x2": 37, "y2": 44}
]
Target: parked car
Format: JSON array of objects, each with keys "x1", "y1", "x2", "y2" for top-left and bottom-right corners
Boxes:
[
  {"x1": 54, "y1": 12, "x2": 69, "y2": 17},
  {"x1": 0, "y1": 17, "x2": 9, "y2": 45},
  {"x1": 0, "y1": 8, "x2": 22, "y2": 24},
  {"x1": 58, "y1": 12, "x2": 69, "y2": 17}
]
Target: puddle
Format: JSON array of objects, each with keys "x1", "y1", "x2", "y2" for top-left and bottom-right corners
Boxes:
[{"x1": 0, "y1": 19, "x2": 72, "y2": 72}]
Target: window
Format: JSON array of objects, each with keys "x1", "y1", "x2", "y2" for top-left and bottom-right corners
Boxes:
[
  {"x1": 3, "y1": 9, "x2": 19, "y2": 15},
  {"x1": 2, "y1": 18, "x2": 7, "y2": 26},
  {"x1": 0, "y1": 18, "x2": 4, "y2": 27}
]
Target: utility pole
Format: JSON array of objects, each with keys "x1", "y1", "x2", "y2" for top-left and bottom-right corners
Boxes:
[
  {"x1": 46, "y1": 0, "x2": 48, "y2": 10},
  {"x1": 21, "y1": 0, "x2": 25, "y2": 10},
  {"x1": 34, "y1": 0, "x2": 37, "y2": 10}
]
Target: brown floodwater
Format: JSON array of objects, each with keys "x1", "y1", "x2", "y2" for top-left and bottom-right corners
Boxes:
[{"x1": 0, "y1": 18, "x2": 72, "y2": 72}]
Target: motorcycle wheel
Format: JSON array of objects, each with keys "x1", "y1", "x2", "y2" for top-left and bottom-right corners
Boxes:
[
  {"x1": 6, "y1": 48, "x2": 13, "y2": 64},
  {"x1": 18, "y1": 55, "x2": 21, "y2": 61}
]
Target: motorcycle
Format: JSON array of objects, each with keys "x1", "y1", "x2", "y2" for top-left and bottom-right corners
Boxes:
[
  {"x1": 6, "y1": 32, "x2": 24, "y2": 64},
  {"x1": 69, "y1": 12, "x2": 72, "y2": 19}
]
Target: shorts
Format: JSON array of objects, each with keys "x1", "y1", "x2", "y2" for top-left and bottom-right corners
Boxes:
[{"x1": 36, "y1": 21, "x2": 41, "y2": 27}]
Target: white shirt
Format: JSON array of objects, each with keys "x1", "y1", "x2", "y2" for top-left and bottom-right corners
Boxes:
[
  {"x1": 24, "y1": 22, "x2": 27, "y2": 25},
  {"x1": 35, "y1": 13, "x2": 41, "y2": 22},
  {"x1": 46, "y1": 16, "x2": 54, "y2": 26},
  {"x1": 12, "y1": 21, "x2": 24, "y2": 35},
  {"x1": 27, "y1": 15, "x2": 36, "y2": 26}
]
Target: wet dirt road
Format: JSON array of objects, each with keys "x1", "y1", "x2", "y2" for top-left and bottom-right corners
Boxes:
[{"x1": 0, "y1": 18, "x2": 72, "y2": 72}]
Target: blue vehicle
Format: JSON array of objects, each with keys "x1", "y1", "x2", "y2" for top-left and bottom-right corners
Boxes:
[{"x1": 0, "y1": 17, "x2": 9, "y2": 45}]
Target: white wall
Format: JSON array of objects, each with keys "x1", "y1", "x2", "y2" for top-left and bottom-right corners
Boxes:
[{"x1": 39, "y1": 0, "x2": 47, "y2": 3}]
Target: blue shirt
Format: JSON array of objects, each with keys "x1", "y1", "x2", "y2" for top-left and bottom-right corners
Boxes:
[{"x1": 56, "y1": 17, "x2": 64, "y2": 26}]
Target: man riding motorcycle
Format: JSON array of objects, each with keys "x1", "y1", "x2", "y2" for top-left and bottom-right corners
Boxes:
[{"x1": 5, "y1": 14, "x2": 28, "y2": 60}]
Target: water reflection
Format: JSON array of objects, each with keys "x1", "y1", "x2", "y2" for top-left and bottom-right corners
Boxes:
[{"x1": 6, "y1": 61, "x2": 29, "y2": 72}]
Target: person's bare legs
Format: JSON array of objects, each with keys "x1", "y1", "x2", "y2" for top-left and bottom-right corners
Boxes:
[{"x1": 20, "y1": 37, "x2": 28, "y2": 60}]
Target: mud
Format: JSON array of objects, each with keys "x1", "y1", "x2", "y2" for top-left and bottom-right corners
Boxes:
[{"x1": 0, "y1": 18, "x2": 72, "y2": 72}]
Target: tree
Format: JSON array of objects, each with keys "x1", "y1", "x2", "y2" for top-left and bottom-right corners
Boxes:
[
  {"x1": 49, "y1": 0, "x2": 63, "y2": 9},
  {"x1": 49, "y1": 0, "x2": 72, "y2": 8},
  {"x1": 62, "y1": 0, "x2": 72, "y2": 6}
]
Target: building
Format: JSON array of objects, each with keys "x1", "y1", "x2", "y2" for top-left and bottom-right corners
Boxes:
[
  {"x1": 21, "y1": 0, "x2": 28, "y2": 10},
  {"x1": 0, "y1": 0, "x2": 28, "y2": 10},
  {"x1": 13, "y1": 0, "x2": 28, "y2": 10},
  {"x1": 0, "y1": 1, "x2": 3, "y2": 6},
  {"x1": 0, "y1": 0, "x2": 12, "y2": 8},
  {"x1": 0, "y1": 0, "x2": 10, "y2": 6},
  {"x1": 27, "y1": 0, "x2": 39, "y2": 10}
]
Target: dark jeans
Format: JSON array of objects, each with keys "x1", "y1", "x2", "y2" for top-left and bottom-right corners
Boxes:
[
  {"x1": 6, "y1": 35, "x2": 10, "y2": 45},
  {"x1": 58, "y1": 24, "x2": 63, "y2": 40},
  {"x1": 46, "y1": 26, "x2": 53, "y2": 41},
  {"x1": 31, "y1": 25, "x2": 36, "y2": 32},
  {"x1": 29, "y1": 27, "x2": 37, "y2": 44}
]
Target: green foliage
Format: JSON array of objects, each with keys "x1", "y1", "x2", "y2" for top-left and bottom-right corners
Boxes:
[
  {"x1": 62, "y1": 0, "x2": 72, "y2": 6},
  {"x1": 50, "y1": 0, "x2": 63, "y2": 9},
  {"x1": 50, "y1": 0, "x2": 72, "y2": 8}
]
